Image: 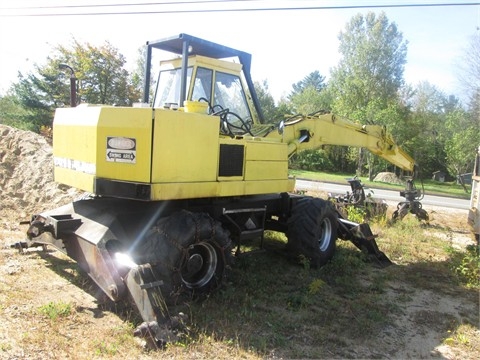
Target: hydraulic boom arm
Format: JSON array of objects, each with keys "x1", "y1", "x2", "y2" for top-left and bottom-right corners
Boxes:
[{"x1": 266, "y1": 112, "x2": 415, "y2": 172}]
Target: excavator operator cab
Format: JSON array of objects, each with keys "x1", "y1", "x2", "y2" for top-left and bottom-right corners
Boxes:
[
  {"x1": 153, "y1": 55, "x2": 255, "y2": 135},
  {"x1": 144, "y1": 34, "x2": 264, "y2": 135}
]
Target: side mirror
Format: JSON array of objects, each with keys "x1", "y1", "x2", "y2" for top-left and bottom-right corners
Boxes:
[{"x1": 278, "y1": 120, "x2": 285, "y2": 135}]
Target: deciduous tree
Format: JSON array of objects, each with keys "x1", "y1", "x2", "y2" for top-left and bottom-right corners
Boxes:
[
  {"x1": 11, "y1": 39, "x2": 141, "y2": 131},
  {"x1": 254, "y1": 80, "x2": 293, "y2": 122},
  {"x1": 330, "y1": 12, "x2": 408, "y2": 120},
  {"x1": 329, "y1": 12, "x2": 408, "y2": 177},
  {"x1": 290, "y1": 85, "x2": 333, "y2": 115}
]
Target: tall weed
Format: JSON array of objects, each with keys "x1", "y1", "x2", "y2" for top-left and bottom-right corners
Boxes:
[{"x1": 447, "y1": 244, "x2": 480, "y2": 288}]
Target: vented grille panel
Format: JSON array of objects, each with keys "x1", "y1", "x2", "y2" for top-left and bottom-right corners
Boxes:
[{"x1": 219, "y1": 144, "x2": 244, "y2": 177}]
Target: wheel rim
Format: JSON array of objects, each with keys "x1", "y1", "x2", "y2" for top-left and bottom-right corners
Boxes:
[
  {"x1": 181, "y1": 241, "x2": 218, "y2": 289},
  {"x1": 318, "y1": 218, "x2": 333, "y2": 252}
]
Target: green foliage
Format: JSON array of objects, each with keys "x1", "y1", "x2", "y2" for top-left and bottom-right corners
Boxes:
[
  {"x1": 0, "y1": 93, "x2": 37, "y2": 131},
  {"x1": 360, "y1": 100, "x2": 412, "y2": 178},
  {"x1": 330, "y1": 11, "x2": 407, "y2": 118},
  {"x1": 448, "y1": 245, "x2": 480, "y2": 288},
  {"x1": 327, "y1": 12, "x2": 409, "y2": 176},
  {"x1": 298, "y1": 254, "x2": 311, "y2": 270},
  {"x1": 254, "y1": 80, "x2": 295, "y2": 124},
  {"x1": 404, "y1": 82, "x2": 453, "y2": 177},
  {"x1": 254, "y1": 80, "x2": 284, "y2": 122},
  {"x1": 289, "y1": 148, "x2": 335, "y2": 172},
  {"x1": 286, "y1": 71, "x2": 332, "y2": 115},
  {"x1": 94, "y1": 340, "x2": 119, "y2": 356},
  {"x1": 343, "y1": 205, "x2": 367, "y2": 223},
  {"x1": 307, "y1": 278, "x2": 325, "y2": 295},
  {"x1": 38, "y1": 301, "x2": 72, "y2": 321},
  {"x1": 289, "y1": 70, "x2": 326, "y2": 99},
  {"x1": 9, "y1": 38, "x2": 142, "y2": 132},
  {"x1": 11, "y1": 68, "x2": 63, "y2": 130},
  {"x1": 275, "y1": 98, "x2": 295, "y2": 118},
  {"x1": 289, "y1": 146, "x2": 359, "y2": 174},
  {"x1": 319, "y1": 244, "x2": 368, "y2": 294},
  {"x1": 64, "y1": 40, "x2": 141, "y2": 105},
  {"x1": 444, "y1": 107, "x2": 479, "y2": 180},
  {"x1": 405, "y1": 82, "x2": 478, "y2": 181},
  {"x1": 324, "y1": 146, "x2": 358, "y2": 174},
  {"x1": 290, "y1": 85, "x2": 333, "y2": 114},
  {"x1": 131, "y1": 46, "x2": 151, "y2": 101}
]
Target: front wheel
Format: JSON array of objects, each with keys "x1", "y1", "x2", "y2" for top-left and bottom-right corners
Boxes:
[
  {"x1": 286, "y1": 197, "x2": 338, "y2": 267},
  {"x1": 136, "y1": 210, "x2": 233, "y2": 305}
]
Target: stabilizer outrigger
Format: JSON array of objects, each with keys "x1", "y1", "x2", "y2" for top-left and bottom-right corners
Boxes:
[{"x1": 336, "y1": 215, "x2": 392, "y2": 267}]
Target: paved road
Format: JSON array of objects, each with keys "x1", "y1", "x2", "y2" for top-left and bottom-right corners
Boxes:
[{"x1": 295, "y1": 179, "x2": 470, "y2": 210}]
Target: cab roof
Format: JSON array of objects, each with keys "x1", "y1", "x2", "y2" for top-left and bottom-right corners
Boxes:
[{"x1": 146, "y1": 33, "x2": 252, "y2": 73}]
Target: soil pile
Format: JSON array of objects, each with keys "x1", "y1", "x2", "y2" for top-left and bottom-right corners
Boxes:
[
  {"x1": 0, "y1": 125, "x2": 78, "y2": 227},
  {"x1": 373, "y1": 171, "x2": 405, "y2": 185}
]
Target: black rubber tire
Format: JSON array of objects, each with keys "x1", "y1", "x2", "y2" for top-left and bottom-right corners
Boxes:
[
  {"x1": 286, "y1": 197, "x2": 338, "y2": 267},
  {"x1": 135, "y1": 210, "x2": 233, "y2": 305}
]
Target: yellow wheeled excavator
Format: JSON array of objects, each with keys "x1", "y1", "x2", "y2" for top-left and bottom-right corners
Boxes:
[{"x1": 17, "y1": 34, "x2": 418, "y2": 346}]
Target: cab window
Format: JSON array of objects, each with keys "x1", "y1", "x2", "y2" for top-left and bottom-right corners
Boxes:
[
  {"x1": 214, "y1": 72, "x2": 252, "y2": 121},
  {"x1": 154, "y1": 67, "x2": 193, "y2": 108},
  {"x1": 191, "y1": 67, "x2": 213, "y2": 103}
]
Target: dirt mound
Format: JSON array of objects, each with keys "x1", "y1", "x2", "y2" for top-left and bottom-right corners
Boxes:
[
  {"x1": 373, "y1": 171, "x2": 405, "y2": 185},
  {"x1": 0, "y1": 125, "x2": 78, "y2": 227}
]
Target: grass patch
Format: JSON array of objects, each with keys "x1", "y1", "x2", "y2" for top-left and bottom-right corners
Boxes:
[
  {"x1": 183, "y1": 233, "x2": 402, "y2": 358},
  {"x1": 38, "y1": 301, "x2": 73, "y2": 321},
  {"x1": 0, "y1": 342, "x2": 12, "y2": 352},
  {"x1": 446, "y1": 244, "x2": 480, "y2": 288},
  {"x1": 93, "y1": 215, "x2": 476, "y2": 358}
]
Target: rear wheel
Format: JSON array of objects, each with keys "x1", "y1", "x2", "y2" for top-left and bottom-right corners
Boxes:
[
  {"x1": 136, "y1": 210, "x2": 233, "y2": 305},
  {"x1": 286, "y1": 197, "x2": 338, "y2": 267}
]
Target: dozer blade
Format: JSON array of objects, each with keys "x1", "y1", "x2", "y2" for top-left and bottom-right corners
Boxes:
[{"x1": 336, "y1": 217, "x2": 393, "y2": 268}]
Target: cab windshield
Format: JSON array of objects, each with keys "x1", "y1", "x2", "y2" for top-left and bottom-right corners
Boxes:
[{"x1": 153, "y1": 65, "x2": 253, "y2": 133}]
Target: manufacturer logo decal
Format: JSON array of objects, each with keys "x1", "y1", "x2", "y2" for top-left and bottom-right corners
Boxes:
[
  {"x1": 106, "y1": 137, "x2": 136, "y2": 163},
  {"x1": 107, "y1": 137, "x2": 135, "y2": 150}
]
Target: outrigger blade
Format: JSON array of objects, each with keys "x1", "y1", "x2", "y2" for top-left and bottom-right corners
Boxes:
[{"x1": 336, "y1": 215, "x2": 393, "y2": 268}]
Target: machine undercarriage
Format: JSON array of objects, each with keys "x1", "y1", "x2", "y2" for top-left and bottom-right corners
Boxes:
[{"x1": 15, "y1": 192, "x2": 391, "y2": 345}]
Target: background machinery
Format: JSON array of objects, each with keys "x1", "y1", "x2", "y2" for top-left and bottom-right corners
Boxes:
[
  {"x1": 18, "y1": 34, "x2": 418, "y2": 346},
  {"x1": 328, "y1": 176, "x2": 388, "y2": 220}
]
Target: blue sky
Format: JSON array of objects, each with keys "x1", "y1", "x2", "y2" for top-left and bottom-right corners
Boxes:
[{"x1": 0, "y1": 0, "x2": 479, "y2": 101}]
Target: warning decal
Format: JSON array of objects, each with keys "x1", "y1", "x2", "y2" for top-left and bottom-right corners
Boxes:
[{"x1": 106, "y1": 136, "x2": 136, "y2": 163}]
